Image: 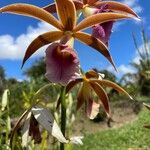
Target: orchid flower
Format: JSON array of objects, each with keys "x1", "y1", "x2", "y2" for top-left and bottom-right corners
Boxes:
[
  {"x1": 0, "y1": 0, "x2": 138, "y2": 73},
  {"x1": 44, "y1": 0, "x2": 139, "y2": 46},
  {"x1": 44, "y1": 0, "x2": 138, "y2": 18},
  {"x1": 66, "y1": 69, "x2": 133, "y2": 119}
]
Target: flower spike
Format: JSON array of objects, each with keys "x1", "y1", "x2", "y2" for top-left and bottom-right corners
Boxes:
[{"x1": 0, "y1": 3, "x2": 63, "y2": 30}]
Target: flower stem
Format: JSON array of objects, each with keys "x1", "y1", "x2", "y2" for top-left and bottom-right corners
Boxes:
[{"x1": 60, "y1": 86, "x2": 66, "y2": 150}]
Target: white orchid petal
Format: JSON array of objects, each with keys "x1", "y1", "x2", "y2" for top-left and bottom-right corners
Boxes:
[
  {"x1": 70, "y1": 136, "x2": 84, "y2": 145},
  {"x1": 22, "y1": 112, "x2": 31, "y2": 148},
  {"x1": 31, "y1": 106, "x2": 68, "y2": 143}
]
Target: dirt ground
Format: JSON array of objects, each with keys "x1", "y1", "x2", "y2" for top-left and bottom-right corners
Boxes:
[{"x1": 72, "y1": 99, "x2": 142, "y2": 135}]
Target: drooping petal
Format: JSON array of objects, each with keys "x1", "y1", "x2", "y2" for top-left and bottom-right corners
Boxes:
[
  {"x1": 86, "y1": 98, "x2": 100, "y2": 119},
  {"x1": 31, "y1": 106, "x2": 69, "y2": 143},
  {"x1": 90, "y1": 81, "x2": 110, "y2": 116},
  {"x1": 143, "y1": 103, "x2": 150, "y2": 110},
  {"x1": 45, "y1": 43, "x2": 80, "y2": 86},
  {"x1": 74, "y1": 32, "x2": 117, "y2": 70},
  {"x1": 92, "y1": 79, "x2": 133, "y2": 99},
  {"x1": 10, "y1": 109, "x2": 31, "y2": 149},
  {"x1": 55, "y1": 0, "x2": 76, "y2": 30},
  {"x1": 144, "y1": 125, "x2": 150, "y2": 129},
  {"x1": 29, "y1": 114, "x2": 42, "y2": 143},
  {"x1": 66, "y1": 78, "x2": 83, "y2": 93},
  {"x1": 93, "y1": 1, "x2": 139, "y2": 18},
  {"x1": 77, "y1": 82, "x2": 91, "y2": 110},
  {"x1": 22, "y1": 31, "x2": 63, "y2": 67},
  {"x1": 0, "y1": 3, "x2": 63, "y2": 30},
  {"x1": 74, "y1": 12, "x2": 134, "y2": 32}
]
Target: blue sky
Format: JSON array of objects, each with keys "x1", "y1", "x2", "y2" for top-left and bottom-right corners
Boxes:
[{"x1": 0, "y1": 0, "x2": 150, "y2": 80}]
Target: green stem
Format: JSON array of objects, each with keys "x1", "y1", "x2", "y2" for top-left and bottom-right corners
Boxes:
[{"x1": 60, "y1": 86, "x2": 66, "y2": 150}]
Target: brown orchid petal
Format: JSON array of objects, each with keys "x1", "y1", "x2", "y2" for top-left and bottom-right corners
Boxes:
[
  {"x1": 29, "y1": 114, "x2": 42, "y2": 143},
  {"x1": 86, "y1": 99, "x2": 100, "y2": 119},
  {"x1": 93, "y1": 1, "x2": 139, "y2": 18},
  {"x1": 144, "y1": 125, "x2": 150, "y2": 129},
  {"x1": 73, "y1": 0, "x2": 84, "y2": 10},
  {"x1": 55, "y1": 0, "x2": 76, "y2": 30},
  {"x1": 74, "y1": 32, "x2": 116, "y2": 70},
  {"x1": 43, "y1": 3, "x2": 56, "y2": 13},
  {"x1": 93, "y1": 79, "x2": 133, "y2": 100},
  {"x1": 83, "y1": 0, "x2": 88, "y2": 5},
  {"x1": 22, "y1": 31, "x2": 63, "y2": 67},
  {"x1": 10, "y1": 109, "x2": 30, "y2": 149},
  {"x1": 0, "y1": 3, "x2": 63, "y2": 30},
  {"x1": 143, "y1": 103, "x2": 150, "y2": 110},
  {"x1": 43, "y1": 1, "x2": 84, "y2": 13},
  {"x1": 66, "y1": 78, "x2": 83, "y2": 93},
  {"x1": 87, "y1": 0, "x2": 99, "y2": 5},
  {"x1": 76, "y1": 86, "x2": 86, "y2": 110},
  {"x1": 85, "y1": 70, "x2": 99, "y2": 79},
  {"x1": 74, "y1": 12, "x2": 134, "y2": 32},
  {"x1": 77, "y1": 82, "x2": 92, "y2": 110},
  {"x1": 90, "y1": 81, "x2": 110, "y2": 116}
]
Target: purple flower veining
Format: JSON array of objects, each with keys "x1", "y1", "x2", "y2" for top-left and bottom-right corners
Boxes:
[{"x1": 45, "y1": 42, "x2": 80, "y2": 86}]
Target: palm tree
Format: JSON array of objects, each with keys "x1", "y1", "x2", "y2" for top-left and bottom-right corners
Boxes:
[{"x1": 121, "y1": 28, "x2": 150, "y2": 96}]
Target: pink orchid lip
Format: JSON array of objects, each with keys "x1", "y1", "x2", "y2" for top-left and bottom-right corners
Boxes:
[
  {"x1": 45, "y1": 42, "x2": 80, "y2": 86},
  {"x1": 92, "y1": 4, "x2": 114, "y2": 45},
  {"x1": 92, "y1": 21, "x2": 113, "y2": 45}
]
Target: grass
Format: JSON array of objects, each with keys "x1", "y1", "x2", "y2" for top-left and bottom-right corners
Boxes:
[{"x1": 73, "y1": 108, "x2": 150, "y2": 150}]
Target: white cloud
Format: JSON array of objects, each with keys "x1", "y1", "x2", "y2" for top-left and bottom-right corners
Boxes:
[
  {"x1": 118, "y1": 65, "x2": 135, "y2": 74},
  {"x1": 107, "y1": 64, "x2": 136, "y2": 77},
  {"x1": 107, "y1": 40, "x2": 150, "y2": 78},
  {"x1": 0, "y1": 22, "x2": 56, "y2": 59},
  {"x1": 113, "y1": 0, "x2": 142, "y2": 31},
  {"x1": 132, "y1": 42, "x2": 150, "y2": 64}
]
